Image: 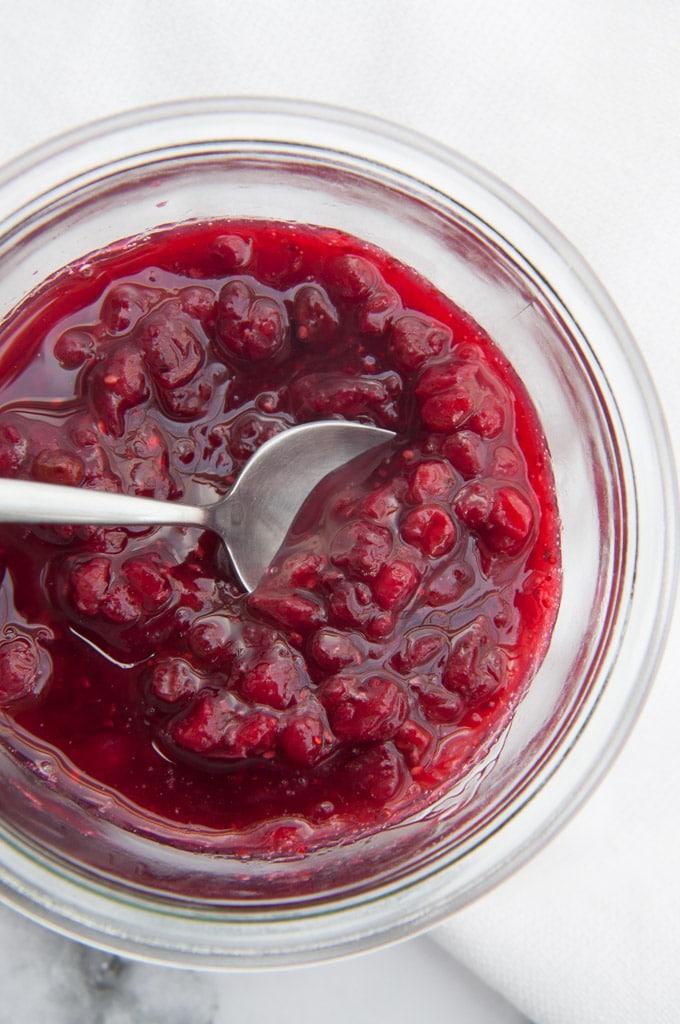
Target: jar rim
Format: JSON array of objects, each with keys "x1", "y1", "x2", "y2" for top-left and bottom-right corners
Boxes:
[{"x1": 0, "y1": 97, "x2": 675, "y2": 968}]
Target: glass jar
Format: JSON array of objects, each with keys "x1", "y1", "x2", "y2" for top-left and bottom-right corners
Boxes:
[{"x1": 0, "y1": 98, "x2": 675, "y2": 967}]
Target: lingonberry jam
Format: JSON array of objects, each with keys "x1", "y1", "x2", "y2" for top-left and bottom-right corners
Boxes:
[{"x1": 0, "y1": 220, "x2": 561, "y2": 846}]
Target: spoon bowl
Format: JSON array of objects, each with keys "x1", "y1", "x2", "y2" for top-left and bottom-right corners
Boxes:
[{"x1": 0, "y1": 421, "x2": 395, "y2": 591}]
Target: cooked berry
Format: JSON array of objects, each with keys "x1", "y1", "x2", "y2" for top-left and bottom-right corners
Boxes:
[
  {"x1": 216, "y1": 281, "x2": 287, "y2": 362},
  {"x1": 401, "y1": 505, "x2": 457, "y2": 557},
  {"x1": 212, "y1": 234, "x2": 253, "y2": 271},
  {"x1": 100, "y1": 283, "x2": 162, "y2": 333},
  {"x1": 188, "y1": 614, "x2": 240, "y2": 670},
  {"x1": 307, "y1": 628, "x2": 363, "y2": 673},
  {"x1": 86, "y1": 343, "x2": 150, "y2": 437},
  {"x1": 407, "y1": 460, "x2": 458, "y2": 502},
  {"x1": 228, "y1": 410, "x2": 286, "y2": 461},
  {"x1": 441, "y1": 430, "x2": 486, "y2": 477},
  {"x1": 179, "y1": 285, "x2": 218, "y2": 323},
  {"x1": 290, "y1": 371, "x2": 401, "y2": 426},
  {"x1": 443, "y1": 617, "x2": 508, "y2": 703},
  {"x1": 99, "y1": 580, "x2": 142, "y2": 624},
  {"x1": 149, "y1": 657, "x2": 202, "y2": 704},
  {"x1": 358, "y1": 284, "x2": 401, "y2": 334},
  {"x1": 412, "y1": 677, "x2": 465, "y2": 724},
  {"x1": 249, "y1": 589, "x2": 326, "y2": 633},
  {"x1": 327, "y1": 578, "x2": 374, "y2": 628},
  {"x1": 372, "y1": 559, "x2": 421, "y2": 610},
  {"x1": 320, "y1": 674, "x2": 408, "y2": 742},
  {"x1": 238, "y1": 641, "x2": 307, "y2": 710},
  {"x1": 124, "y1": 554, "x2": 173, "y2": 611},
  {"x1": 292, "y1": 284, "x2": 338, "y2": 345},
  {"x1": 390, "y1": 629, "x2": 446, "y2": 673},
  {"x1": 68, "y1": 556, "x2": 112, "y2": 616},
  {"x1": 158, "y1": 373, "x2": 214, "y2": 421},
  {"x1": 0, "y1": 636, "x2": 44, "y2": 704},
  {"x1": 455, "y1": 481, "x2": 535, "y2": 555},
  {"x1": 140, "y1": 310, "x2": 204, "y2": 389},
  {"x1": 171, "y1": 690, "x2": 278, "y2": 758},
  {"x1": 340, "y1": 742, "x2": 406, "y2": 805},
  {"x1": 426, "y1": 561, "x2": 474, "y2": 607},
  {"x1": 330, "y1": 520, "x2": 393, "y2": 579},
  {"x1": 389, "y1": 313, "x2": 451, "y2": 371},
  {"x1": 394, "y1": 718, "x2": 433, "y2": 767},
  {"x1": 327, "y1": 254, "x2": 381, "y2": 300},
  {"x1": 32, "y1": 449, "x2": 86, "y2": 487},
  {"x1": 53, "y1": 328, "x2": 95, "y2": 369},
  {"x1": 279, "y1": 701, "x2": 334, "y2": 767},
  {"x1": 0, "y1": 422, "x2": 27, "y2": 475}
]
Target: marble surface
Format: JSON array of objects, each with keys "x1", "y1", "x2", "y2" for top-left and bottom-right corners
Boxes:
[{"x1": 0, "y1": 903, "x2": 527, "y2": 1023}]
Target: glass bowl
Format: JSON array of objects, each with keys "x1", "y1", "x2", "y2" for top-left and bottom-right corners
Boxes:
[{"x1": 0, "y1": 98, "x2": 675, "y2": 968}]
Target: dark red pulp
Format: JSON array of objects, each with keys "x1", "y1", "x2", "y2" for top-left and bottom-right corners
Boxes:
[{"x1": 0, "y1": 220, "x2": 561, "y2": 846}]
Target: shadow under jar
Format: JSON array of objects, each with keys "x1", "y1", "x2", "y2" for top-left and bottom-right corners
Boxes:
[{"x1": 0, "y1": 99, "x2": 674, "y2": 968}]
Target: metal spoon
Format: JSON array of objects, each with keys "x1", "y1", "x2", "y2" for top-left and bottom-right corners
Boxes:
[{"x1": 0, "y1": 421, "x2": 394, "y2": 592}]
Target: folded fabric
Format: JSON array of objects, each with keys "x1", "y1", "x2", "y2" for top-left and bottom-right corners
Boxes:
[{"x1": 433, "y1": 641, "x2": 680, "y2": 1023}]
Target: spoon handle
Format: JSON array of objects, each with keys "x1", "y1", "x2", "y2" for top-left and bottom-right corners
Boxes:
[{"x1": 0, "y1": 477, "x2": 208, "y2": 530}]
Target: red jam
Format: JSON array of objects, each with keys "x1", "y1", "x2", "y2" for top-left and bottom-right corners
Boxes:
[{"x1": 0, "y1": 221, "x2": 561, "y2": 845}]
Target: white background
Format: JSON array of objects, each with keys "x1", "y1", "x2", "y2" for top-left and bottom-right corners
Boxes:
[{"x1": 0, "y1": 3, "x2": 678, "y2": 1021}]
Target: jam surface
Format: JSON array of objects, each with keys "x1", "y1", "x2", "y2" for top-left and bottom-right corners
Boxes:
[{"x1": 0, "y1": 221, "x2": 561, "y2": 845}]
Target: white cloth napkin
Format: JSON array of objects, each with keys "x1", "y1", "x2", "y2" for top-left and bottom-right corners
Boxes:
[{"x1": 1, "y1": 2, "x2": 679, "y2": 1020}]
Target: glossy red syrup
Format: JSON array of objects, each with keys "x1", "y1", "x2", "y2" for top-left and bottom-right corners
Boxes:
[{"x1": 0, "y1": 221, "x2": 561, "y2": 845}]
